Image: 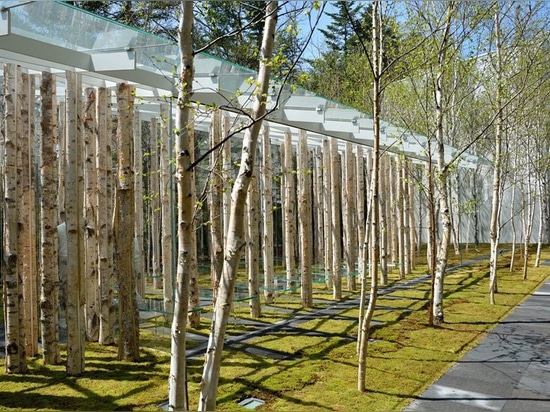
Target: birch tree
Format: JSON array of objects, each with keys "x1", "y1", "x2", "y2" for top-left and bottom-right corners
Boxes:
[
  {"x1": 160, "y1": 103, "x2": 174, "y2": 317},
  {"x1": 134, "y1": 111, "x2": 146, "y2": 297},
  {"x1": 209, "y1": 110, "x2": 224, "y2": 300},
  {"x1": 3, "y1": 63, "x2": 28, "y2": 374},
  {"x1": 83, "y1": 87, "x2": 99, "y2": 341},
  {"x1": 283, "y1": 129, "x2": 296, "y2": 290},
  {"x1": 39, "y1": 71, "x2": 61, "y2": 365},
  {"x1": 97, "y1": 87, "x2": 115, "y2": 345},
  {"x1": 261, "y1": 124, "x2": 275, "y2": 304},
  {"x1": 358, "y1": 0, "x2": 381, "y2": 391},
  {"x1": 297, "y1": 130, "x2": 313, "y2": 308},
  {"x1": 246, "y1": 154, "x2": 261, "y2": 318},
  {"x1": 114, "y1": 82, "x2": 139, "y2": 362},
  {"x1": 19, "y1": 72, "x2": 38, "y2": 357},
  {"x1": 199, "y1": 3, "x2": 278, "y2": 408},
  {"x1": 431, "y1": 2, "x2": 456, "y2": 324},
  {"x1": 168, "y1": 1, "x2": 195, "y2": 408},
  {"x1": 65, "y1": 70, "x2": 85, "y2": 375}
]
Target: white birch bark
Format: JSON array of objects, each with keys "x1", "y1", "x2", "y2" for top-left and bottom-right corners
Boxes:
[
  {"x1": 261, "y1": 124, "x2": 275, "y2": 304},
  {"x1": 489, "y1": 9, "x2": 504, "y2": 305},
  {"x1": 247, "y1": 152, "x2": 261, "y2": 317},
  {"x1": 313, "y1": 146, "x2": 325, "y2": 264},
  {"x1": 199, "y1": 4, "x2": 277, "y2": 408},
  {"x1": 397, "y1": 157, "x2": 406, "y2": 279},
  {"x1": 406, "y1": 159, "x2": 415, "y2": 272},
  {"x1": 297, "y1": 130, "x2": 313, "y2": 308},
  {"x1": 97, "y1": 87, "x2": 115, "y2": 345},
  {"x1": 209, "y1": 110, "x2": 224, "y2": 301},
  {"x1": 168, "y1": 2, "x2": 195, "y2": 408},
  {"x1": 3, "y1": 64, "x2": 28, "y2": 374},
  {"x1": 322, "y1": 139, "x2": 333, "y2": 289},
  {"x1": 432, "y1": 2, "x2": 454, "y2": 324},
  {"x1": 150, "y1": 118, "x2": 162, "y2": 290},
  {"x1": 355, "y1": 146, "x2": 365, "y2": 278},
  {"x1": 83, "y1": 87, "x2": 99, "y2": 342},
  {"x1": 39, "y1": 71, "x2": 61, "y2": 365},
  {"x1": 344, "y1": 142, "x2": 356, "y2": 291},
  {"x1": 283, "y1": 129, "x2": 296, "y2": 291},
  {"x1": 379, "y1": 155, "x2": 388, "y2": 285},
  {"x1": 330, "y1": 137, "x2": 342, "y2": 300},
  {"x1": 65, "y1": 70, "x2": 85, "y2": 375},
  {"x1": 19, "y1": 72, "x2": 38, "y2": 357},
  {"x1": 222, "y1": 112, "x2": 232, "y2": 246},
  {"x1": 114, "y1": 83, "x2": 139, "y2": 362},
  {"x1": 134, "y1": 111, "x2": 145, "y2": 298},
  {"x1": 358, "y1": 2, "x2": 381, "y2": 391},
  {"x1": 187, "y1": 110, "x2": 200, "y2": 328},
  {"x1": 160, "y1": 103, "x2": 174, "y2": 317}
]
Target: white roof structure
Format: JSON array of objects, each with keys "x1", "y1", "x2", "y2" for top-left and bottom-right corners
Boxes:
[{"x1": 0, "y1": 0, "x2": 481, "y2": 168}]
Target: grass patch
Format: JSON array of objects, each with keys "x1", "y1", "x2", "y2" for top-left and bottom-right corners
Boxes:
[{"x1": 1, "y1": 246, "x2": 549, "y2": 411}]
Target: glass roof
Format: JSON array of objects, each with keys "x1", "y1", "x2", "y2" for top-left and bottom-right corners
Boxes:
[{"x1": 0, "y1": 0, "x2": 483, "y2": 167}]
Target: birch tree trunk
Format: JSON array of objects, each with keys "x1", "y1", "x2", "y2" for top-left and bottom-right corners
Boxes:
[
  {"x1": 168, "y1": 2, "x2": 195, "y2": 408},
  {"x1": 222, "y1": 112, "x2": 232, "y2": 247},
  {"x1": 39, "y1": 71, "x2": 61, "y2": 365},
  {"x1": 313, "y1": 146, "x2": 325, "y2": 264},
  {"x1": 97, "y1": 87, "x2": 115, "y2": 345},
  {"x1": 3, "y1": 63, "x2": 28, "y2": 374},
  {"x1": 432, "y1": 2, "x2": 454, "y2": 324},
  {"x1": 397, "y1": 158, "x2": 406, "y2": 279},
  {"x1": 19, "y1": 72, "x2": 38, "y2": 357},
  {"x1": 406, "y1": 160, "x2": 416, "y2": 272},
  {"x1": 283, "y1": 130, "x2": 296, "y2": 291},
  {"x1": 247, "y1": 153, "x2": 261, "y2": 318},
  {"x1": 344, "y1": 142, "x2": 357, "y2": 291},
  {"x1": 160, "y1": 103, "x2": 174, "y2": 317},
  {"x1": 150, "y1": 118, "x2": 162, "y2": 290},
  {"x1": 330, "y1": 137, "x2": 342, "y2": 300},
  {"x1": 534, "y1": 177, "x2": 545, "y2": 267},
  {"x1": 355, "y1": 146, "x2": 365, "y2": 278},
  {"x1": 199, "y1": 4, "x2": 277, "y2": 408},
  {"x1": 261, "y1": 124, "x2": 275, "y2": 304},
  {"x1": 83, "y1": 87, "x2": 99, "y2": 342},
  {"x1": 297, "y1": 130, "x2": 313, "y2": 308},
  {"x1": 65, "y1": 70, "x2": 85, "y2": 375},
  {"x1": 358, "y1": 2, "x2": 381, "y2": 391},
  {"x1": 134, "y1": 111, "x2": 145, "y2": 297},
  {"x1": 379, "y1": 155, "x2": 388, "y2": 285},
  {"x1": 489, "y1": 9, "x2": 504, "y2": 305},
  {"x1": 186, "y1": 110, "x2": 200, "y2": 328},
  {"x1": 520, "y1": 174, "x2": 535, "y2": 281},
  {"x1": 322, "y1": 139, "x2": 333, "y2": 289},
  {"x1": 114, "y1": 83, "x2": 139, "y2": 362},
  {"x1": 209, "y1": 110, "x2": 224, "y2": 302}
]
